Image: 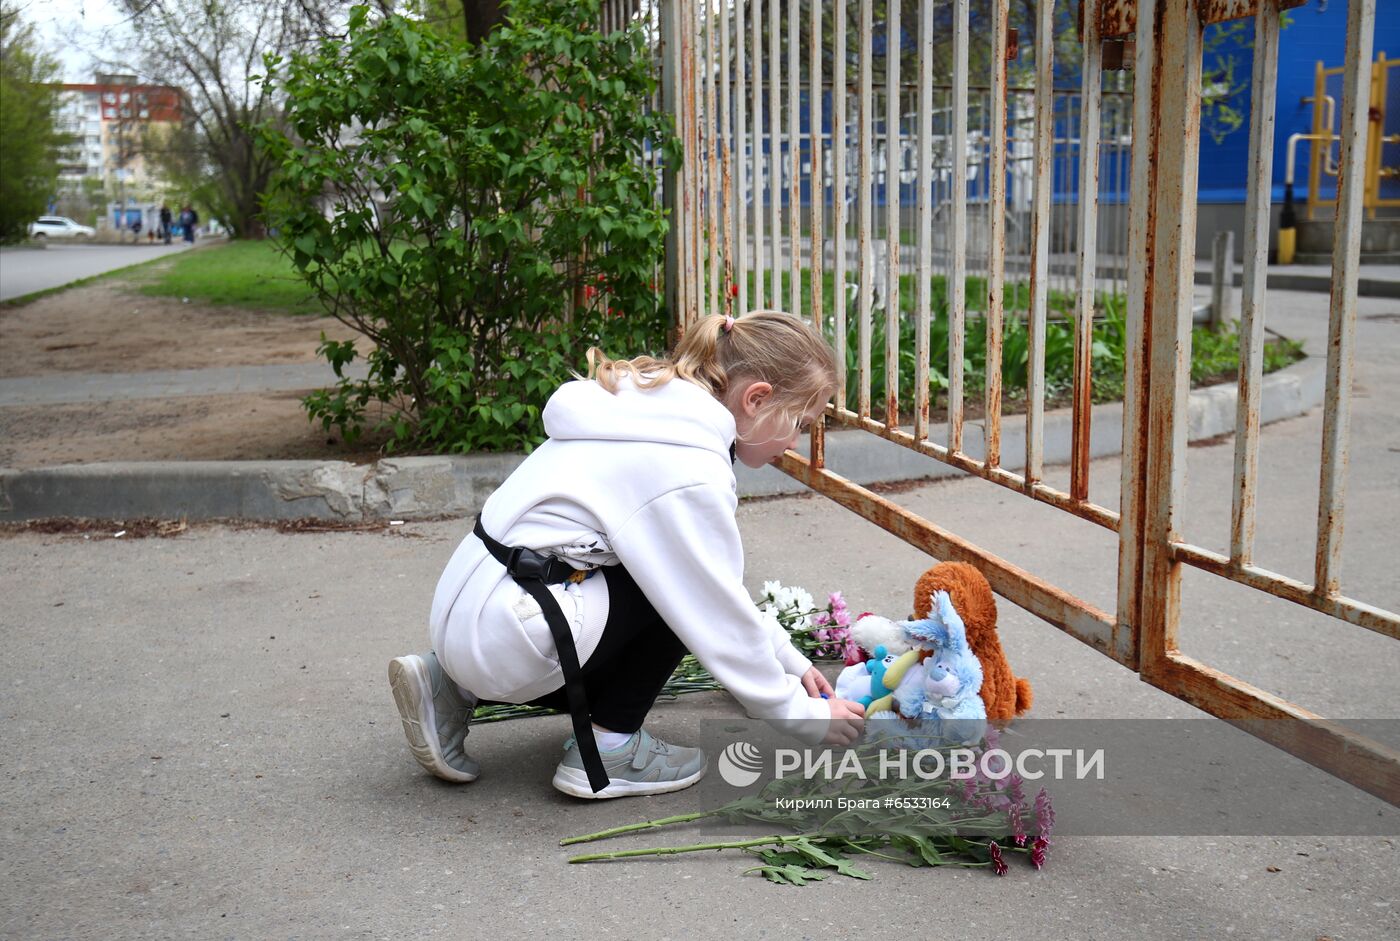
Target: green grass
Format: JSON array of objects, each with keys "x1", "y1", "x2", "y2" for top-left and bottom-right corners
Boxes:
[{"x1": 137, "y1": 239, "x2": 321, "y2": 315}]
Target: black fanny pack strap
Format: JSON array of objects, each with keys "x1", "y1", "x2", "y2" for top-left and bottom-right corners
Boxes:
[{"x1": 473, "y1": 518, "x2": 609, "y2": 794}]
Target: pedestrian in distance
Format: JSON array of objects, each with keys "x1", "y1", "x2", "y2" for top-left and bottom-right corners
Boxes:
[
  {"x1": 159, "y1": 204, "x2": 172, "y2": 244},
  {"x1": 179, "y1": 205, "x2": 198, "y2": 243},
  {"x1": 388, "y1": 310, "x2": 866, "y2": 799}
]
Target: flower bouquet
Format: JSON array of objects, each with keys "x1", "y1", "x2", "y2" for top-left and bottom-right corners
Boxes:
[
  {"x1": 562, "y1": 728, "x2": 1056, "y2": 883},
  {"x1": 755, "y1": 580, "x2": 865, "y2": 664}
]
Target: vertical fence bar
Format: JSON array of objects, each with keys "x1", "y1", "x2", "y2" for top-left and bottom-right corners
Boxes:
[
  {"x1": 1230, "y1": 0, "x2": 1281, "y2": 566},
  {"x1": 858, "y1": 0, "x2": 874, "y2": 420},
  {"x1": 693, "y1": 0, "x2": 706, "y2": 323},
  {"x1": 947, "y1": 0, "x2": 969, "y2": 453},
  {"x1": 1025, "y1": 0, "x2": 1053, "y2": 486},
  {"x1": 1315, "y1": 0, "x2": 1375, "y2": 597},
  {"x1": 985, "y1": 0, "x2": 1009, "y2": 468},
  {"x1": 720, "y1": 0, "x2": 735, "y2": 313},
  {"x1": 1115, "y1": 0, "x2": 1157, "y2": 671},
  {"x1": 809, "y1": 0, "x2": 824, "y2": 331},
  {"x1": 833, "y1": 0, "x2": 848, "y2": 408},
  {"x1": 1070, "y1": 0, "x2": 1103, "y2": 503},
  {"x1": 788, "y1": 0, "x2": 800, "y2": 314},
  {"x1": 768, "y1": 0, "x2": 781, "y2": 305},
  {"x1": 751, "y1": 0, "x2": 765, "y2": 310},
  {"x1": 913, "y1": 0, "x2": 933, "y2": 443},
  {"x1": 705, "y1": 0, "x2": 719, "y2": 320},
  {"x1": 682, "y1": 0, "x2": 701, "y2": 326},
  {"x1": 735, "y1": 0, "x2": 749, "y2": 314},
  {"x1": 883, "y1": 0, "x2": 901, "y2": 427},
  {"x1": 1134, "y1": 0, "x2": 1204, "y2": 675},
  {"x1": 661, "y1": 0, "x2": 683, "y2": 326}
]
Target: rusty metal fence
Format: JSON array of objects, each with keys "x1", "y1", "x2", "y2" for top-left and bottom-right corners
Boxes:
[{"x1": 618, "y1": 0, "x2": 1398, "y2": 806}]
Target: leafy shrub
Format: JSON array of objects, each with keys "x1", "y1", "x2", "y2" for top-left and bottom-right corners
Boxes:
[{"x1": 261, "y1": 1, "x2": 675, "y2": 453}]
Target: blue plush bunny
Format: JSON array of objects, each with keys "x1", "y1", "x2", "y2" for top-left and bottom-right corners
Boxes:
[{"x1": 892, "y1": 590, "x2": 987, "y2": 744}]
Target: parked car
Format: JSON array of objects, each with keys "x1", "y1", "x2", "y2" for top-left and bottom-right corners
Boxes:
[{"x1": 28, "y1": 216, "x2": 96, "y2": 240}]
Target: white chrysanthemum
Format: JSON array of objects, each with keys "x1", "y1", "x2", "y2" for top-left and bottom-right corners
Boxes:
[
  {"x1": 768, "y1": 584, "x2": 814, "y2": 629},
  {"x1": 761, "y1": 580, "x2": 783, "y2": 601},
  {"x1": 788, "y1": 586, "x2": 815, "y2": 623}
]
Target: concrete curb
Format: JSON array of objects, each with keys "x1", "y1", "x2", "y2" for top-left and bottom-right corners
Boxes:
[
  {"x1": 0, "y1": 357, "x2": 1326, "y2": 522},
  {"x1": 1192, "y1": 267, "x2": 1400, "y2": 299}
]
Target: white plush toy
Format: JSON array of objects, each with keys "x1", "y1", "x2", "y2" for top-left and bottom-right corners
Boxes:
[{"x1": 848, "y1": 614, "x2": 913, "y2": 657}]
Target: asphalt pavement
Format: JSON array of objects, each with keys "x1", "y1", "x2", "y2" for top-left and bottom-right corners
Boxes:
[
  {"x1": 0, "y1": 241, "x2": 190, "y2": 302},
  {"x1": 2, "y1": 286, "x2": 1398, "y2": 938}
]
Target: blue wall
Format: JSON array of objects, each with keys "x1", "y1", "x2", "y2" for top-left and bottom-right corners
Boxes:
[{"x1": 1199, "y1": 0, "x2": 1400, "y2": 204}]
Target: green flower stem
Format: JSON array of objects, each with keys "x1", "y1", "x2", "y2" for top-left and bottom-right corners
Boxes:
[
  {"x1": 559, "y1": 810, "x2": 717, "y2": 846},
  {"x1": 840, "y1": 842, "x2": 911, "y2": 865},
  {"x1": 568, "y1": 835, "x2": 805, "y2": 864}
]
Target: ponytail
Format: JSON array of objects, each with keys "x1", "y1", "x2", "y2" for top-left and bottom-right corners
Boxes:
[{"x1": 586, "y1": 310, "x2": 837, "y2": 433}]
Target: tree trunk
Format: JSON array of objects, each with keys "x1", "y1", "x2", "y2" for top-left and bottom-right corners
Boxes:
[{"x1": 463, "y1": 0, "x2": 505, "y2": 44}]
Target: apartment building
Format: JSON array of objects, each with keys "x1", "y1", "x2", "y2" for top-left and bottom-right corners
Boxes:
[{"x1": 55, "y1": 73, "x2": 182, "y2": 200}]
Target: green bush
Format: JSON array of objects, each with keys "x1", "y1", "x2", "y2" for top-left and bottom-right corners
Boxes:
[{"x1": 261, "y1": 1, "x2": 675, "y2": 453}]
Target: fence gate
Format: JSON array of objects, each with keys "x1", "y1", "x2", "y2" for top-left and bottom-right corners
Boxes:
[{"x1": 630, "y1": 0, "x2": 1399, "y2": 805}]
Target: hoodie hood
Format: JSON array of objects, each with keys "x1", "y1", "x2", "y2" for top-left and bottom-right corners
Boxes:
[{"x1": 543, "y1": 374, "x2": 736, "y2": 458}]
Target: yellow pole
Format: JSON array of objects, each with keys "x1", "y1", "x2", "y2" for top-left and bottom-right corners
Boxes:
[
  {"x1": 1309, "y1": 59, "x2": 1325, "y2": 221},
  {"x1": 1365, "y1": 53, "x2": 1385, "y2": 220}
]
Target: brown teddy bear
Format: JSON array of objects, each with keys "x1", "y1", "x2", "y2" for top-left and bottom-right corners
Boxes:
[{"x1": 912, "y1": 561, "x2": 1032, "y2": 723}]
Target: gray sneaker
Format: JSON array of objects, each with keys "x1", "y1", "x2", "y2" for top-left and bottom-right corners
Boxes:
[
  {"x1": 388, "y1": 651, "x2": 480, "y2": 783},
  {"x1": 552, "y1": 728, "x2": 707, "y2": 799}
]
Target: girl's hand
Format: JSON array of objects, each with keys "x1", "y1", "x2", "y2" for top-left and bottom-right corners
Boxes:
[
  {"x1": 800, "y1": 666, "x2": 835, "y2": 699},
  {"x1": 822, "y1": 698, "x2": 866, "y2": 747}
]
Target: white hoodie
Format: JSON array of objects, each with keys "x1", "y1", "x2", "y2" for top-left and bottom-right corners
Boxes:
[{"x1": 428, "y1": 373, "x2": 832, "y2": 743}]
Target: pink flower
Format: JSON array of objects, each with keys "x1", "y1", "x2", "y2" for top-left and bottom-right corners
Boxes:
[
  {"x1": 833, "y1": 608, "x2": 852, "y2": 628},
  {"x1": 1010, "y1": 801, "x2": 1027, "y2": 846},
  {"x1": 1006, "y1": 773, "x2": 1025, "y2": 806},
  {"x1": 1034, "y1": 787, "x2": 1056, "y2": 843},
  {"x1": 1030, "y1": 837, "x2": 1049, "y2": 870},
  {"x1": 988, "y1": 841, "x2": 1008, "y2": 876}
]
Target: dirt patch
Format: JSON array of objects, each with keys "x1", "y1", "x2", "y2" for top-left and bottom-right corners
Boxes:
[
  {"x1": 0, "y1": 390, "x2": 389, "y2": 467},
  {"x1": 0, "y1": 276, "x2": 390, "y2": 468},
  {"x1": 0, "y1": 279, "x2": 358, "y2": 377}
]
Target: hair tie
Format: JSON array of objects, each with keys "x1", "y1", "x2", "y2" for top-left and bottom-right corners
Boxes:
[{"x1": 722, "y1": 315, "x2": 735, "y2": 333}]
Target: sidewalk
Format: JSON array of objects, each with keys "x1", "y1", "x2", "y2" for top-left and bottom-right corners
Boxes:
[
  {"x1": 1193, "y1": 259, "x2": 1400, "y2": 298},
  {"x1": 0, "y1": 362, "x2": 369, "y2": 407},
  {"x1": 0, "y1": 241, "x2": 191, "y2": 302},
  {"x1": 1, "y1": 436, "x2": 1394, "y2": 937}
]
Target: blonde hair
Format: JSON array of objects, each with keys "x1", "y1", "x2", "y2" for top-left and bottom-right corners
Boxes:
[{"x1": 585, "y1": 310, "x2": 837, "y2": 437}]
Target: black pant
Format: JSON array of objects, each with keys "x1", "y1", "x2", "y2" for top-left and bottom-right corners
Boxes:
[{"x1": 477, "y1": 563, "x2": 689, "y2": 733}]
